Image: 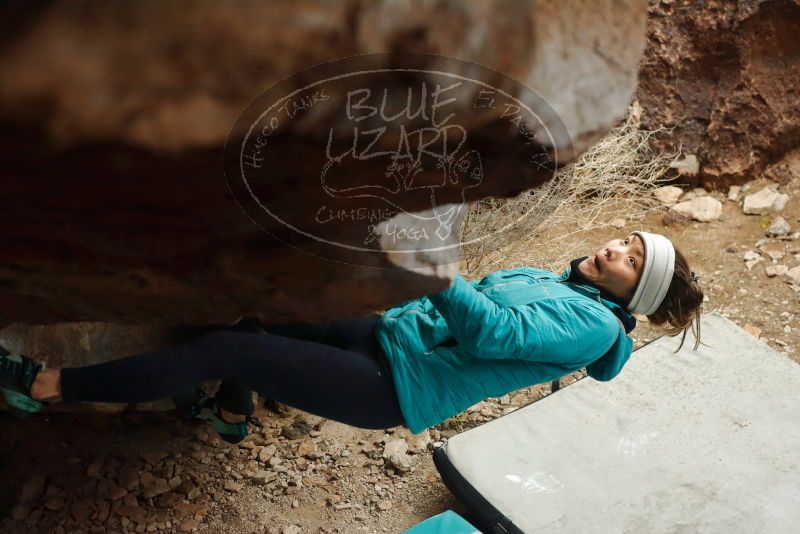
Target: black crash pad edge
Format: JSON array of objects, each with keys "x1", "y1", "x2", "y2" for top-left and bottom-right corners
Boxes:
[{"x1": 433, "y1": 446, "x2": 524, "y2": 534}]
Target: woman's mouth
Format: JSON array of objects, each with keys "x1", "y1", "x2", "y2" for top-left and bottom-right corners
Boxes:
[{"x1": 593, "y1": 254, "x2": 601, "y2": 272}]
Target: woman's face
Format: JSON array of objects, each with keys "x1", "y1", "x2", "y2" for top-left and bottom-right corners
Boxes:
[{"x1": 577, "y1": 233, "x2": 645, "y2": 301}]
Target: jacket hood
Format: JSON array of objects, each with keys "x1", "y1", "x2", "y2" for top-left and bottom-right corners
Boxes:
[{"x1": 559, "y1": 265, "x2": 636, "y2": 381}]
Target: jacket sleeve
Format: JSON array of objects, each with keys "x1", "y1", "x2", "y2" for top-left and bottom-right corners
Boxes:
[
  {"x1": 428, "y1": 273, "x2": 618, "y2": 363},
  {"x1": 586, "y1": 335, "x2": 632, "y2": 381}
]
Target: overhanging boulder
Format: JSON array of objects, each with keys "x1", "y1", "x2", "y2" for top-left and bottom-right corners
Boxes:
[{"x1": 0, "y1": 0, "x2": 648, "y2": 326}]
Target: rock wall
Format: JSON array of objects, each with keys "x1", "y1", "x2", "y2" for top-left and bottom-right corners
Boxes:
[
  {"x1": 0, "y1": 0, "x2": 647, "y2": 326},
  {"x1": 636, "y1": 0, "x2": 800, "y2": 187}
]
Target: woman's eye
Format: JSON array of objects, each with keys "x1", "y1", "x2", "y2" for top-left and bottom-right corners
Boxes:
[
  {"x1": 623, "y1": 239, "x2": 629, "y2": 245},
  {"x1": 629, "y1": 257, "x2": 635, "y2": 265}
]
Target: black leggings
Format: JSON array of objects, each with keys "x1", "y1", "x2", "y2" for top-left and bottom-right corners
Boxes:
[{"x1": 59, "y1": 314, "x2": 405, "y2": 430}]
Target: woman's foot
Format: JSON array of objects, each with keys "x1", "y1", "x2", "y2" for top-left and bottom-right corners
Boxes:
[
  {"x1": 0, "y1": 345, "x2": 46, "y2": 416},
  {"x1": 191, "y1": 396, "x2": 250, "y2": 444},
  {"x1": 173, "y1": 388, "x2": 250, "y2": 444}
]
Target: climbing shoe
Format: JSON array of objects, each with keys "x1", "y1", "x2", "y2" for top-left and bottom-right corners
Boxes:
[
  {"x1": 0, "y1": 344, "x2": 45, "y2": 417},
  {"x1": 173, "y1": 387, "x2": 249, "y2": 444},
  {"x1": 191, "y1": 395, "x2": 250, "y2": 445}
]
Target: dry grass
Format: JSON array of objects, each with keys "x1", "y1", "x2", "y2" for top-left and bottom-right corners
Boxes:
[{"x1": 458, "y1": 114, "x2": 680, "y2": 277}]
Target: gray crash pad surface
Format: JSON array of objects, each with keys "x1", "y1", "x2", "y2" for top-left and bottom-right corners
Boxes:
[{"x1": 440, "y1": 313, "x2": 800, "y2": 533}]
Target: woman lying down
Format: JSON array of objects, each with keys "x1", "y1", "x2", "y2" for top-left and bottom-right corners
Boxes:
[{"x1": 1, "y1": 231, "x2": 703, "y2": 443}]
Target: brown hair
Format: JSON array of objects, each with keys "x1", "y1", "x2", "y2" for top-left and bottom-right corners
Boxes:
[{"x1": 645, "y1": 247, "x2": 704, "y2": 351}]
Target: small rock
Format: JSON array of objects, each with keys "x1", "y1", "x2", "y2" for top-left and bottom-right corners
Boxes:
[
  {"x1": 669, "y1": 154, "x2": 699, "y2": 177},
  {"x1": 377, "y1": 500, "x2": 392, "y2": 511},
  {"x1": 743, "y1": 187, "x2": 789, "y2": 215},
  {"x1": 766, "y1": 265, "x2": 788, "y2": 277},
  {"x1": 157, "y1": 492, "x2": 184, "y2": 508},
  {"x1": 173, "y1": 502, "x2": 209, "y2": 518},
  {"x1": 746, "y1": 261, "x2": 762, "y2": 271},
  {"x1": 654, "y1": 185, "x2": 684, "y2": 206},
  {"x1": 671, "y1": 196, "x2": 722, "y2": 222},
  {"x1": 10, "y1": 503, "x2": 30, "y2": 522},
  {"x1": 139, "y1": 471, "x2": 156, "y2": 488},
  {"x1": 743, "y1": 250, "x2": 761, "y2": 261},
  {"x1": 303, "y1": 475, "x2": 327, "y2": 487},
  {"x1": 44, "y1": 497, "x2": 65, "y2": 511},
  {"x1": 223, "y1": 481, "x2": 243, "y2": 493},
  {"x1": 291, "y1": 499, "x2": 300, "y2": 508},
  {"x1": 20, "y1": 476, "x2": 46, "y2": 503},
  {"x1": 118, "y1": 468, "x2": 140, "y2": 491},
  {"x1": 759, "y1": 242, "x2": 785, "y2": 261},
  {"x1": 282, "y1": 526, "x2": 302, "y2": 534},
  {"x1": 406, "y1": 431, "x2": 431, "y2": 454},
  {"x1": 281, "y1": 419, "x2": 312, "y2": 440},
  {"x1": 179, "y1": 481, "x2": 201, "y2": 500},
  {"x1": 179, "y1": 518, "x2": 199, "y2": 533},
  {"x1": 251, "y1": 470, "x2": 278, "y2": 485},
  {"x1": 784, "y1": 266, "x2": 800, "y2": 286},
  {"x1": 70, "y1": 500, "x2": 93, "y2": 522},
  {"x1": 727, "y1": 185, "x2": 742, "y2": 202},
  {"x1": 123, "y1": 492, "x2": 138, "y2": 507},
  {"x1": 95, "y1": 499, "x2": 110, "y2": 521},
  {"x1": 766, "y1": 216, "x2": 791, "y2": 237},
  {"x1": 142, "y1": 478, "x2": 171, "y2": 499},
  {"x1": 258, "y1": 445, "x2": 277, "y2": 463},
  {"x1": 86, "y1": 458, "x2": 104, "y2": 478},
  {"x1": 106, "y1": 482, "x2": 128, "y2": 501},
  {"x1": 295, "y1": 439, "x2": 317, "y2": 458},
  {"x1": 27, "y1": 506, "x2": 43, "y2": 525},
  {"x1": 609, "y1": 218, "x2": 626, "y2": 229},
  {"x1": 383, "y1": 439, "x2": 413, "y2": 472},
  {"x1": 116, "y1": 504, "x2": 146, "y2": 521},
  {"x1": 743, "y1": 324, "x2": 762, "y2": 338}
]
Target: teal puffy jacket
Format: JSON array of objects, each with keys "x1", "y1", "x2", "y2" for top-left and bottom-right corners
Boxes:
[{"x1": 374, "y1": 265, "x2": 635, "y2": 434}]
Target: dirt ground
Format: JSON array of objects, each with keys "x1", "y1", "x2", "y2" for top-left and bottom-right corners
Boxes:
[{"x1": 1, "y1": 177, "x2": 798, "y2": 534}]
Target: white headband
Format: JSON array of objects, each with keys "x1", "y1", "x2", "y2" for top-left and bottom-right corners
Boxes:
[{"x1": 627, "y1": 231, "x2": 675, "y2": 316}]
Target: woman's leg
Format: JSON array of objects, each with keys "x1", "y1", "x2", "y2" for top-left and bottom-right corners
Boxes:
[
  {"x1": 35, "y1": 314, "x2": 402, "y2": 429},
  {"x1": 214, "y1": 313, "x2": 385, "y2": 417}
]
